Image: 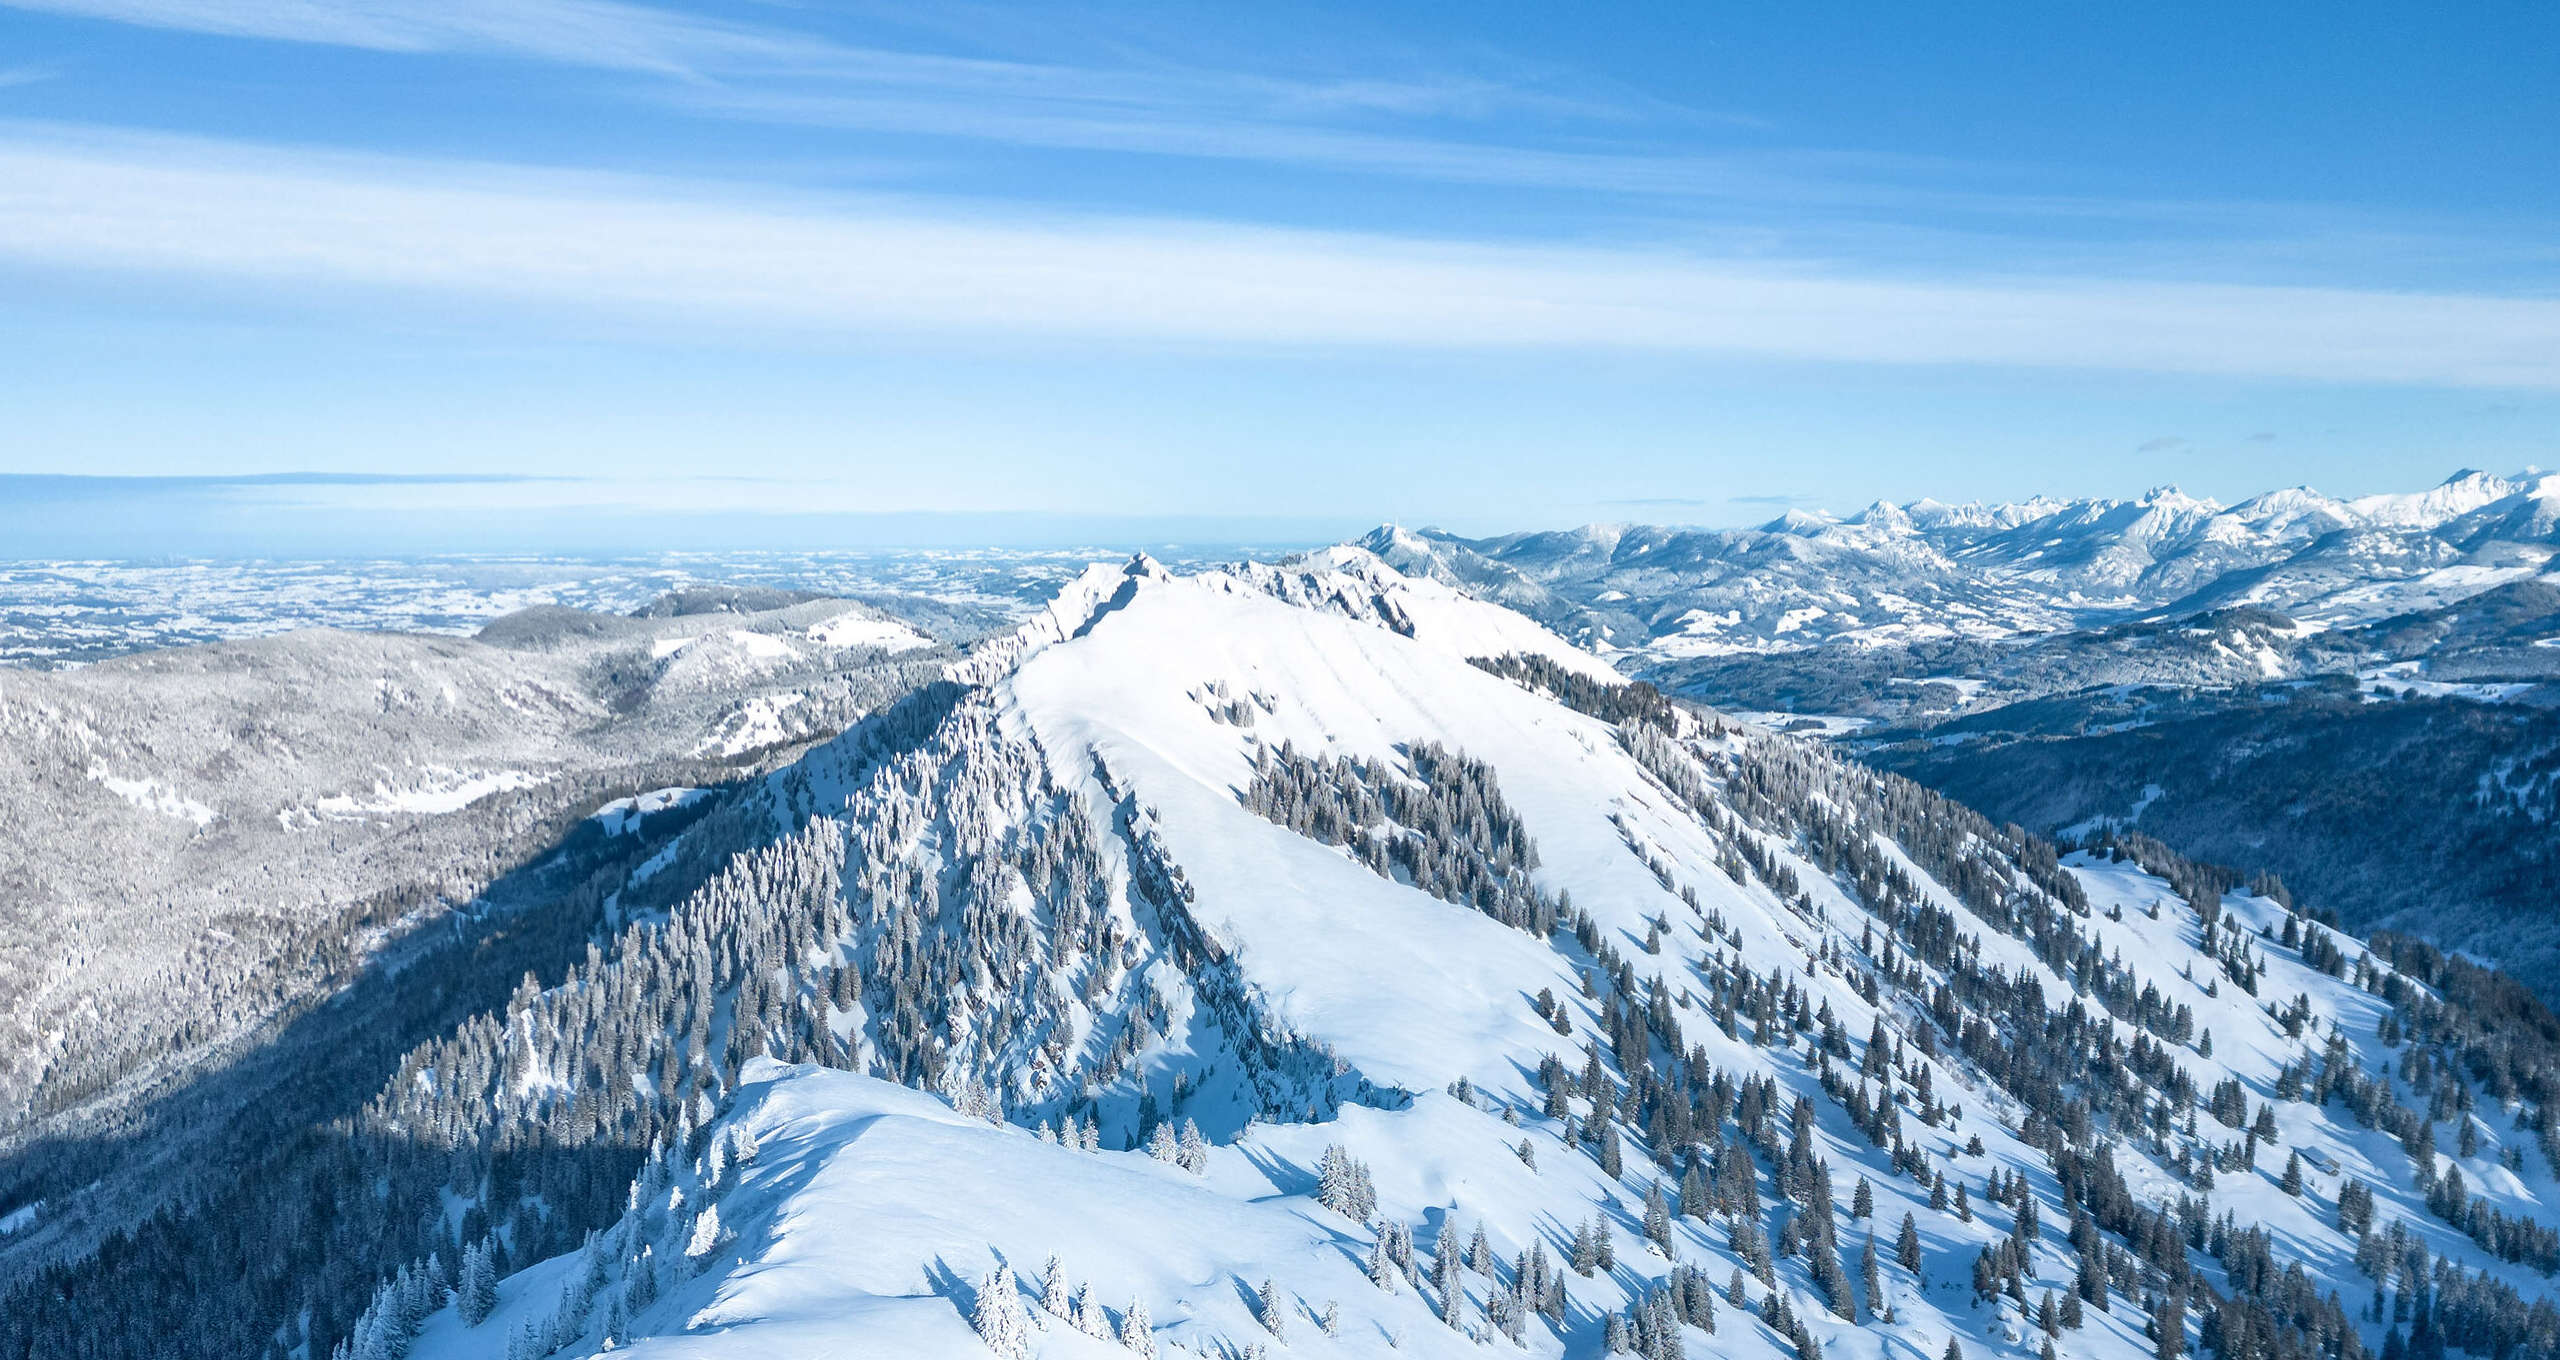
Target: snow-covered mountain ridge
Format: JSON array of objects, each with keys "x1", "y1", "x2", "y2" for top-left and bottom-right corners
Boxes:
[
  {"x1": 114, "y1": 550, "x2": 2549, "y2": 1360},
  {"x1": 1359, "y1": 469, "x2": 2559, "y2": 666}
]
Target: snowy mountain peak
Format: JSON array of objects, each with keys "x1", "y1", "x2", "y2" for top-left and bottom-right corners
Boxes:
[
  {"x1": 2346, "y1": 468, "x2": 2521, "y2": 529},
  {"x1": 2139, "y1": 484, "x2": 2216, "y2": 511},
  {"x1": 1762, "y1": 507, "x2": 1840, "y2": 534},
  {"x1": 1848, "y1": 499, "x2": 1916, "y2": 534},
  {"x1": 1354, "y1": 523, "x2": 1474, "y2": 580},
  {"x1": 2214, "y1": 485, "x2": 2353, "y2": 541},
  {"x1": 1357, "y1": 523, "x2": 1433, "y2": 556},
  {"x1": 1900, "y1": 496, "x2": 1979, "y2": 527}
]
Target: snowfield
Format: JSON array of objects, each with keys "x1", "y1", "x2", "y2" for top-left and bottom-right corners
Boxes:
[
  {"x1": 313, "y1": 766, "x2": 546, "y2": 819},
  {"x1": 84, "y1": 765, "x2": 217, "y2": 827},
  {"x1": 807, "y1": 610, "x2": 935, "y2": 654},
  {"x1": 422, "y1": 1062, "x2": 1498, "y2": 1360},
  {"x1": 593, "y1": 788, "x2": 714, "y2": 836}
]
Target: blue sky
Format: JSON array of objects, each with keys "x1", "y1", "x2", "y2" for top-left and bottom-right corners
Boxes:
[{"x1": 0, "y1": 0, "x2": 2553, "y2": 546}]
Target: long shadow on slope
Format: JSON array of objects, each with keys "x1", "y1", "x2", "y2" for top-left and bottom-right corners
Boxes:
[{"x1": 0, "y1": 680, "x2": 973, "y2": 1360}]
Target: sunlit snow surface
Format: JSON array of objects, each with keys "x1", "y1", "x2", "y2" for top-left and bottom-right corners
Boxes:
[
  {"x1": 83, "y1": 765, "x2": 217, "y2": 826},
  {"x1": 311, "y1": 767, "x2": 545, "y2": 818}
]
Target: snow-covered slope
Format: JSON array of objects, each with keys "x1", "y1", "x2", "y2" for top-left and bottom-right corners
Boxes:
[{"x1": 341, "y1": 554, "x2": 2560, "y2": 1360}]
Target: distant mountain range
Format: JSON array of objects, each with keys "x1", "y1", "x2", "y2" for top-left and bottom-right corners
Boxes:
[{"x1": 1360, "y1": 468, "x2": 2558, "y2": 683}]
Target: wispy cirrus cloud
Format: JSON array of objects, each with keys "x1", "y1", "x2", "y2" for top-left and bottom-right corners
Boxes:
[
  {"x1": 0, "y1": 125, "x2": 2554, "y2": 388},
  {"x1": 674, "y1": 82, "x2": 1933, "y2": 203},
  {"x1": 4, "y1": 0, "x2": 1761, "y2": 199},
  {"x1": 10, "y1": 0, "x2": 2550, "y2": 297},
  {"x1": 0, "y1": 0, "x2": 1628, "y2": 130},
  {"x1": 0, "y1": 0, "x2": 2311, "y2": 237},
  {"x1": 0, "y1": 0, "x2": 792, "y2": 74}
]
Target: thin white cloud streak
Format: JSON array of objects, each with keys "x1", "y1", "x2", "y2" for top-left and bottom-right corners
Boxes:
[
  {"x1": 684, "y1": 80, "x2": 2557, "y2": 278},
  {"x1": 0, "y1": 0, "x2": 1842, "y2": 201},
  {"x1": 0, "y1": 0, "x2": 2203, "y2": 217},
  {"x1": 0, "y1": 0, "x2": 1607, "y2": 122},
  {"x1": 0, "y1": 0, "x2": 790, "y2": 73},
  {"x1": 15, "y1": 0, "x2": 2528, "y2": 274},
  {"x1": 0, "y1": 129, "x2": 2553, "y2": 389},
  {"x1": 679, "y1": 85, "x2": 1931, "y2": 203}
]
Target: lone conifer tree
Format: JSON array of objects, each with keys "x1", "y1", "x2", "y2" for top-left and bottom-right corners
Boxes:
[
  {"x1": 457, "y1": 1240, "x2": 499, "y2": 1327},
  {"x1": 1643, "y1": 1181, "x2": 1674, "y2": 1252},
  {"x1": 2157, "y1": 1290, "x2": 2187, "y2": 1360},
  {"x1": 1367, "y1": 1235, "x2": 1400, "y2": 1293},
  {"x1": 1117, "y1": 1297, "x2": 1156, "y2": 1358},
  {"x1": 1860, "y1": 1231, "x2": 1882, "y2": 1318},
  {"x1": 1258, "y1": 1277, "x2": 1288, "y2": 1341},
  {"x1": 973, "y1": 1261, "x2": 1030, "y2": 1359},
  {"x1": 1040, "y1": 1255, "x2": 1070, "y2": 1318},
  {"x1": 684, "y1": 1204, "x2": 726, "y2": 1267}
]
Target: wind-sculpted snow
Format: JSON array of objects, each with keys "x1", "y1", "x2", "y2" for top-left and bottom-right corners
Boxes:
[{"x1": 27, "y1": 553, "x2": 2560, "y2": 1360}]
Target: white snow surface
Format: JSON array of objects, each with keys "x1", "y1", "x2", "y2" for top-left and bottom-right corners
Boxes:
[
  {"x1": 420, "y1": 1062, "x2": 1509, "y2": 1360},
  {"x1": 698, "y1": 691, "x2": 811, "y2": 757},
  {"x1": 1006, "y1": 570, "x2": 1635, "y2": 1094},
  {"x1": 311, "y1": 766, "x2": 543, "y2": 818},
  {"x1": 592, "y1": 787, "x2": 712, "y2": 836},
  {"x1": 84, "y1": 765, "x2": 216, "y2": 827},
  {"x1": 806, "y1": 609, "x2": 934, "y2": 654}
]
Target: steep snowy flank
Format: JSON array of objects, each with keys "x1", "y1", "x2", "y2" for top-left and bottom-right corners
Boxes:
[{"x1": 274, "y1": 554, "x2": 2560, "y2": 1360}]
